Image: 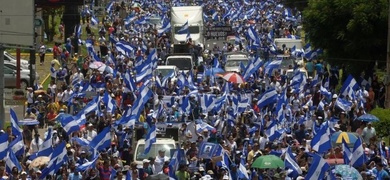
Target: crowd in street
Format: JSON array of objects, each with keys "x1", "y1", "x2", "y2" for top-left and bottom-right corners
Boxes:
[{"x1": 1, "y1": 0, "x2": 389, "y2": 180}]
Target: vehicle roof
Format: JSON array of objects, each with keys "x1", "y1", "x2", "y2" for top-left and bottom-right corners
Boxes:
[
  {"x1": 274, "y1": 38, "x2": 302, "y2": 42},
  {"x1": 166, "y1": 55, "x2": 192, "y2": 58},
  {"x1": 227, "y1": 54, "x2": 248, "y2": 59},
  {"x1": 286, "y1": 68, "x2": 307, "y2": 72},
  {"x1": 136, "y1": 138, "x2": 176, "y2": 144},
  {"x1": 157, "y1": 65, "x2": 178, "y2": 69}
]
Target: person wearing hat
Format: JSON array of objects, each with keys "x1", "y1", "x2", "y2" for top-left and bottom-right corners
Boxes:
[
  {"x1": 20, "y1": 171, "x2": 27, "y2": 180},
  {"x1": 154, "y1": 149, "x2": 169, "y2": 174},
  {"x1": 86, "y1": 123, "x2": 97, "y2": 141},
  {"x1": 76, "y1": 150, "x2": 89, "y2": 165},
  {"x1": 141, "y1": 159, "x2": 153, "y2": 176},
  {"x1": 26, "y1": 87, "x2": 34, "y2": 108}
]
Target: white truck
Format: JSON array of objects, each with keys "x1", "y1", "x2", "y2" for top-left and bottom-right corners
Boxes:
[{"x1": 171, "y1": 6, "x2": 204, "y2": 45}]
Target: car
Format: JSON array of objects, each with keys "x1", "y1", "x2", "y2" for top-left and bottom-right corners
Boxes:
[
  {"x1": 4, "y1": 63, "x2": 40, "y2": 89},
  {"x1": 165, "y1": 55, "x2": 193, "y2": 74},
  {"x1": 4, "y1": 51, "x2": 30, "y2": 69}
]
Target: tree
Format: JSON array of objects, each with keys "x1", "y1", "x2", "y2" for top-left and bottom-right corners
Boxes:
[
  {"x1": 42, "y1": 6, "x2": 64, "y2": 42},
  {"x1": 371, "y1": 108, "x2": 390, "y2": 138},
  {"x1": 303, "y1": 0, "x2": 388, "y2": 72},
  {"x1": 283, "y1": 0, "x2": 308, "y2": 12}
]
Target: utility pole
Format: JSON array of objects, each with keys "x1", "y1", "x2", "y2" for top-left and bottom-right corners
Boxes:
[
  {"x1": 0, "y1": 45, "x2": 4, "y2": 130},
  {"x1": 386, "y1": 0, "x2": 390, "y2": 108}
]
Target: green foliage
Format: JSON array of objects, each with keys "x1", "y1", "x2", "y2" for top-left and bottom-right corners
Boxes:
[
  {"x1": 283, "y1": 0, "x2": 309, "y2": 12},
  {"x1": 303, "y1": 0, "x2": 388, "y2": 71},
  {"x1": 371, "y1": 108, "x2": 390, "y2": 138}
]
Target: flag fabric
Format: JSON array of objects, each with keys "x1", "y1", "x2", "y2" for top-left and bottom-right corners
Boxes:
[
  {"x1": 351, "y1": 137, "x2": 365, "y2": 167},
  {"x1": 310, "y1": 123, "x2": 331, "y2": 153},
  {"x1": 177, "y1": 21, "x2": 189, "y2": 34},
  {"x1": 0, "y1": 133, "x2": 9, "y2": 159},
  {"x1": 90, "y1": 127, "x2": 112, "y2": 151},
  {"x1": 10, "y1": 108, "x2": 22, "y2": 136},
  {"x1": 340, "y1": 75, "x2": 358, "y2": 97},
  {"x1": 10, "y1": 135, "x2": 24, "y2": 157},
  {"x1": 257, "y1": 88, "x2": 278, "y2": 108},
  {"x1": 342, "y1": 138, "x2": 351, "y2": 165},
  {"x1": 77, "y1": 155, "x2": 99, "y2": 171},
  {"x1": 5, "y1": 150, "x2": 22, "y2": 174},
  {"x1": 284, "y1": 147, "x2": 302, "y2": 178},
  {"x1": 144, "y1": 125, "x2": 157, "y2": 154},
  {"x1": 305, "y1": 154, "x2": 330, "y2": 179}
]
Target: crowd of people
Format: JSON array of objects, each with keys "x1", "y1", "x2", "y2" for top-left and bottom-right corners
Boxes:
[{"x1": 1, "y1": 0, "x2": 389, "y2": 180}]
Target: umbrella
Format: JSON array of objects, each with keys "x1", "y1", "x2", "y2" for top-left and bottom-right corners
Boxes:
[
  {"x1": 89, "y1": 61, "x2": 106, "y2": 70},
  {"x1": 357, "y1": 114, "x2": 379, "y2": 122},
  {"x1": 331, "y1": 132, "x2": 358, "y2": 144},
  {"x1": 19, "y1": 119, "x2": 39, "y2": 126},
  {"x1": 29, "y1": 156, "x2": 50, "y2": 169},
  {"x1": 251, "y1": 155, "x2": 284, "y2": 169},
  {"x1": 205, "y1": 68, "x2": 224, "y2": 76},
  {"x1": 221, "y1": 72, "x2": 245, "y2": 84},
  {"x1": 334, "y1": 165, "x2": 363, "y2": 180}
]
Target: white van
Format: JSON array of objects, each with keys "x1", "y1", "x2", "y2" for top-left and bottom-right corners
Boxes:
[
  {"x1": 134, "y1": 138, "x2": 177, "y2": 166},
  {"x1": 224, "y1": 54, "x2": 249, "y2": 72},
  {"x1": 165, "y1": 55, "x2": 193, "y2": 73},
  {"x1": 274, "y1": 38, "x2": 303, "y2": 50}
]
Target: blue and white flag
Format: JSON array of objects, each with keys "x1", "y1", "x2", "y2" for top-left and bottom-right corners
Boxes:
[
  {"x1": 264, "y1": 59, "x2": 282, "y2": 75},
  {"x1": 351, "y1": 137, "x2": 365, "y2": 167},
  {"x1": 310, "y1": 122, "x2": 331, "y2": 153},
  {"x1": 5, "y1": 150, "x2": 22, "y2": 174},
  {"x1": 284, "y1": 147, "x2": 302, "y2": 178},
  {"x1": 340, "y1": 75, "x2": 358, "y2": 97},
  {"x1": 90, "y1": 127, "x2": 111, "y2": 151},
  {"x1": 335, "y1": 97, "x2": 353, "y2": 112},
  {"x1": 10, "y1": 135, "x2": 24, "y2": 157},
  {"x1": 91, "y1": 15, "x2": 99, "y2": 26},
  {"x1": 305, "y1": 154, "x2": 330, "y2": 179},
  {"x1": 0, "y1": 134, "x2": 9, "y2": 159},
  {"x1": 77, "y1": 155, "x2": 99, "y2": 171},
  {"x1": 342, "y1": 138, "x2": 351, "y2": 165},
  {"x1": 144, "y1": 125, "x2": 157, "y2": 154},
  {"x1": 158, "y1": 21, "x2": 171, "y2": 36},
  {"x1": 10, "y1": 108, "x2": 22, "y2": 136},
  {"x1": 177, "y1": 21, "x2": 189, "y2": 34},
  {"x1": 257, "y1": 88, "x2": 278, "y2": 108}
]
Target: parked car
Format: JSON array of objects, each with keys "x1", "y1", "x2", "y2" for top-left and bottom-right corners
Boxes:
[
  {"x1": 224, "y1": 53, "x2": 249, "y2": 73},
  {"x1": 4, "y1": 51, "x2": 30, "y2": 69},
  {"x1": 4, "y1": 63, "x2": 39, "y2": 89}
]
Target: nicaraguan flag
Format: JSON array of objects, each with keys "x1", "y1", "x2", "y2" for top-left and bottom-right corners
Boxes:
[
  {"x1": 158, "y1": 21, "x2": 171, "y2": 36},
  {"x1": 342, "y1": 138, "x2": 352, "y2": 165},
  {"x1": 0, "y1": 134, "x2": 9, "y2": 159},
  {"x1": 351, "y1": 137, "x2": 365, "y2": 167},
  {"x1": 305, "y1": 153, "x2": 330, "y2": 179},
  {"x1": 264, "y1": 59, "x2": 282, "y2": 75},
  {"x1": 91, "y1": 15, "x2": 99, "y2": 26},
  {"x1": 10, "y1": 108, "x2": 22, "y2": 136},
  {"x1": 310, "y1": 122, "x2": 331, "y2": 153},
  {"x1": 10, "y1": 135, "x2": 24, "y2": 157},
  {"x1": 90, "y1": 127, "x2": 111, "y2": 151},
  {"x1": 257, "y1": 88, "x2": 278, "y2": 108},
  {"x1": 144, "y1": 125, "x2": 157, "y2": 154},
  {"x1": 340, "y1": 75, "x2": 358, "y2": 97},
  {"x1": 177, "y1": 21, "x2": 189, "y2": 34},
  {"x1": 77, "y1": 155, "x2": 99, "y2": 171},
  {"x1": 284, "y1": 146, "x2": 302, "y2": 178},
  {"x1": 5, "y1": 150, "x2": 22, "y2": 174}
]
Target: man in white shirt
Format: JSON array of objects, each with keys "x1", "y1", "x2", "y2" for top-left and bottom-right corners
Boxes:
[
  {"x1": 63, "y1": 86, "x2": 73, "y2": 103},
  {"x1": 362, "y1": 122, "x2": 376, "y2": 145},
  {"x1": 154, "y1": 150, "x2": 169, "y2": 174}
]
